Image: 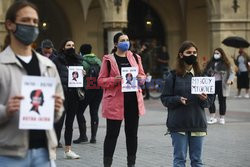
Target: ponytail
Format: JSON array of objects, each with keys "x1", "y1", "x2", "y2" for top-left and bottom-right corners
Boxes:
[{"x1": 111, "y1": 46, "x2": 117, "y2": 54}]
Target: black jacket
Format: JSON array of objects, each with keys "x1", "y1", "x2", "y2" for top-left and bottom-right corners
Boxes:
[
  {"x1": 53, "y1": 52, "x2": 83, "y2": 91},
  {"x1": 161, "y1": 72, "x2": 213, "y2": 132}
]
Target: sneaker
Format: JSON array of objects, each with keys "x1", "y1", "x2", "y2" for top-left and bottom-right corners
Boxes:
[
  {"x1": 219, "y1": 118, "x2": 225, "y2": 125},
  {"x1": 244, "y1": 94, "x2": 250, "y2": 99},
  {"x1": 207, "y1": 117, "x2": 217, "y2": 124},
  {"x1": 64, "y1": 150, "x2": 80, "y2": 159}
]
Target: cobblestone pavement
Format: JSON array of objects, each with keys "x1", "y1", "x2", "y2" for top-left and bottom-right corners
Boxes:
[{"x1": 55, "y1": 91, "x2": 250, "y2": 167}]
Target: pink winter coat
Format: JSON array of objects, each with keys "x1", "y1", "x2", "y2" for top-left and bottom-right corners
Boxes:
[{"x1": 98, "y1": 51, "x2": 146, "y2": 120}]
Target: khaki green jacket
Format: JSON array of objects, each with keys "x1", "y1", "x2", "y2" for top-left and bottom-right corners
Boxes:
[{"x1": 0, "y1": 46, "x2": 64, "y2": 160}]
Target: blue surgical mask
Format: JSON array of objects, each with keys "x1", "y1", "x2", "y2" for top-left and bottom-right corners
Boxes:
[
  {"x1": 14, "y1": 23, "x2": 39, "y2": 45},
  {"x1": 117, "y1": 41, "x2": 130, "y2": 52}
]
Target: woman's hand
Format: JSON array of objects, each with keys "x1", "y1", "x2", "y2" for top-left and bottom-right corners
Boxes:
[
  {"x1": 180, "y1": 97, "x2": 188, "y2": 105},
  {"x1": 6, "y1": 96, "x2": 24, "y2": 117},
  {"x1": 53, "y1": 95, "x2": 63, "y2": 113},
  {"x1": 227, "y1": 80, "x2": 233, "y2": 85},
  {"x1": 197, "y1": 93, "x2": 208, "y2": 101},
  {"x1": 82, "y1": 69, "x2": 86, "y2": 76},
  {"x1": 114, "y1": 75, "x2": 123, "y2": 81}
]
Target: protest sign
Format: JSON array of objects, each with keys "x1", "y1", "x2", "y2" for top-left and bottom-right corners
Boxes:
[
  {"x1": 191, "y1": 77, "x2": 215, "y2": 94},
  {"x1": 68, "y1": 66, "x2": 84, "y2": 87},
  {"x1": 121, "y1": 67, "x2": 138, "y2": 92},
  {"x1": 19, "y1": 76, "x2": 56, "y2": 130}
]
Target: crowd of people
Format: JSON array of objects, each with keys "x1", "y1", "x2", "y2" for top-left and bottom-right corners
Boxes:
[{"x1": 1, "y1": 1, "x2": 250, "y2": 167}]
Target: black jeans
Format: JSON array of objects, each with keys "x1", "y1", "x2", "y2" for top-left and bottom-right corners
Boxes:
[
  {"x1": 64, "y1": 89, "x2": 80, "y2": 146},
  {"x1": 104, "y1": 93, "x2": 139, "y2": 158},
  {"x1": 209, "y1": 80, "x2": 227, "y2": 115},
  {"x1": 76, "y1": 89, "x2": 102, "y2": 134}
]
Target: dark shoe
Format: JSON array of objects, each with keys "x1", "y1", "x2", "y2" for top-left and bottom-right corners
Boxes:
[
  {"x1": 57, "y1": 142, "x2": 63, "y2": 148},
  {"x1": 104, "y1": 157, "x2": 112, "y2": 167},
  {"x1": 73, "y1": 136, "x2": 88, "y2": 144},
  {"x1": 127, "y1": 156, "x2": 136, "y2": 167},
  {"x1": 90, "y1": 138, "x2": 96, "y2": 144},
  {"x1": 90, "y1": 122, "x2": 98, "y2": 144}
]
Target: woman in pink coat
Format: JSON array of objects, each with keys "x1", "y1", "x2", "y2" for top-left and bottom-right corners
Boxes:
[{"x1": 98, "y1": 32, "x2": 146, "y2": 167}]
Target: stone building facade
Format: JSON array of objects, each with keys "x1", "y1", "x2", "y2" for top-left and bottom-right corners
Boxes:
[{"x1": 1, "y1": 0, "x2": 250, "y2": 67}]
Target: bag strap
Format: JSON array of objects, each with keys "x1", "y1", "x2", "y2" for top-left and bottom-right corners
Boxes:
[{"x1": 133, "y1": 52, "x2": 139, "y2": 64}]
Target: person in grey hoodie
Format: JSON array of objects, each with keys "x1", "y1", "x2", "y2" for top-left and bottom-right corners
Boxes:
[{"x1": 161, "y1": 41, "x2": 213, "y2": 167}]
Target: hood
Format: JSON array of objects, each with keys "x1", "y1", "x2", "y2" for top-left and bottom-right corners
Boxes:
[{"x1": 83, "y1": 53, "x2": 101, "y2": 65}]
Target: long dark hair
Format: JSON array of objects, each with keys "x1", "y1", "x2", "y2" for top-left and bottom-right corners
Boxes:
[
  {"x1": 175, "y1": 41, "x2": 202, "y2": 76},
  {"x1": 58, "y1": 39, "x2": 73, "y2": 54},
  {"x1": 111, "y1": 32, "x2": 125, "y2": 53},
  {"x1": 214, "y1": 48, "x2": 231, "y2": 69},
  {"x1": 3, "y1": 0, "x2": 38, "y2": 49}
]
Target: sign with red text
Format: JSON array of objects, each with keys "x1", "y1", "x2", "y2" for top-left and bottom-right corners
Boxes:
[
  {"x1": 19, "y1": 76, "x2": 56, "y2": 130},
  {"x1": 191, "y1": 77, "x2": 215, "y2": 94},
  {"x1": 68, "y1": 66, "x2": 83, "y2": 87}
]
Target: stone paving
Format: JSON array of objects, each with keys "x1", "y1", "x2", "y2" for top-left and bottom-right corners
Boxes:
[{"x1": 55, "y1": 92, "x2": 250, "y2": 167}]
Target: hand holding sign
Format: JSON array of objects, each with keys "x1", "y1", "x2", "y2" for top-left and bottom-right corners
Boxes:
[
  {"x1": 180, "y1": 97, "x2": 188, "y2": 105},
  {"x1": 197, "y1": 93, "x2": 208, "y2": 101},
  {"x1": 6, "y1": 96, "x2": 24, "y2": 117}
]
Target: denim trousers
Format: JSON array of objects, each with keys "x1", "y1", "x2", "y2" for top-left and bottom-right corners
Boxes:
[
  {"x1": 0, "y1": 148, "x2": 56, "y2": 167},
  {"x1": 171, "y1": 132, "x2": 204, "y2": 167}
]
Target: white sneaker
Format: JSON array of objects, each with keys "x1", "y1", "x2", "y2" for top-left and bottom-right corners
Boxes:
[
  {"x1": 244, "y1": 94, "x2": 250, "y2": 98},
  {"x1": 64, "y1": 150, "x2": 80, "y2": 159},
  {"x1": 207, "y1": 117, "x2": 217, "y2": 124},
  {"x1": 219, "y1": 118, "x2": 225, "y2": 125}
]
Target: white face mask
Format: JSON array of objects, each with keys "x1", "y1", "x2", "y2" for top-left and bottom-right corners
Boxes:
[{"x1": 213, "y1": 53, "x2": 221, "y2": 60}]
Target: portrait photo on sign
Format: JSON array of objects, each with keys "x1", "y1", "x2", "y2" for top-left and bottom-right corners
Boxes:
[
  {"x1": 72, "y1": 71, "x2": 79, "y2": 81},
  {"x1": 121, "y1": 67, "x2": 138, "y2": 92},
  {"x1": 29, "y1": 89, "x2": 44, "y2": 115}
]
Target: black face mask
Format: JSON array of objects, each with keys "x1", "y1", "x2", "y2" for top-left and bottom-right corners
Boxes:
[
  {"x1": 182, "y1": 54, "x2": 197, "y2": 65},
  {"x1": 64, "y1": 48, "x2": 75, "y2": 56}
]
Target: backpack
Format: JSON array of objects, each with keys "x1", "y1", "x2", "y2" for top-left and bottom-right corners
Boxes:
[
  {"x1": 85, "y1": 62, "x2": 101, "y2": 90},
  {"x1": 87, "y1": 63, "x2": 100, "y2": 78}
]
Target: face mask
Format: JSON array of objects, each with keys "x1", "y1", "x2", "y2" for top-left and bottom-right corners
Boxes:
[
  {"x1": 14, "y1": 23, "x2": 39, "y2": 45},
  {"x1": 64, "y1": 48, "x2": 75, "y2": 56},
  {"x1": 213, "y1": 53, "x2": 221, "y2": 60},
  {"x1": 117, "y1": 41, "x2": 130, "y2": 52},
  {"x1": 182, "y1": 54, "x2": 197, "y2": 65}
]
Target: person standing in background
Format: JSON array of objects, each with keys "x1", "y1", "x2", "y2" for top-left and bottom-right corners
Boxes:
[
  {"x1": 53, "y1": 39, "x2": 83, "y2": 159},
  {"x1": 234, "y1": 48, "x2": 250, "y2": 98},
  {"x1": 74, "y1": 44, "x2": 102, "y2": 144},
  {"x1": 40, "y1": 39, "x2": 57, "y2": 60},
  {"x1": 204, "y1": 48, "x2": 234, "y2": 125},
  {"x1": 98, "y1": 32, "x2": 146, "y2": 167}
]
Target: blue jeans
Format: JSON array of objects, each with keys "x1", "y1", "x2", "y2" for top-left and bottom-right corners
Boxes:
[
  {"x1": 0, "y1": 148, "x2": 56, "y2": 167},
  {"x1": 171, "y1": 132, "x2": 204, "y2": 167}
]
